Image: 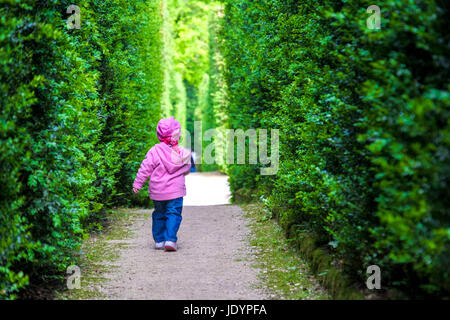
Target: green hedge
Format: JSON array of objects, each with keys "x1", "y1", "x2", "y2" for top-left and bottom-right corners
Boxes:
[
  {"x1": 220, "y1": 0, "x2": 449, "y2": 296},
  {"x1": 0, "y1": 0, "x2": 163, "y2": 299}
]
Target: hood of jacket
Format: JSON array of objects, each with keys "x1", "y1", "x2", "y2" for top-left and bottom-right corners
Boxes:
[{"x1": 157, "y1": 116, "x2": 181, "y2": 141}]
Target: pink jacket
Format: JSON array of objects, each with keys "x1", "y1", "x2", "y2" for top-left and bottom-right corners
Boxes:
[{"x1": 133, "y1": 142, "x2": 191, "y2": 201}]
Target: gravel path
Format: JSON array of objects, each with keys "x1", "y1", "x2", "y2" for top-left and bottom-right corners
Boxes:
[
  {"x1": 95, "y1": 172, "x2": 268, "y2": 299},
  {"x1": 184, "y1": 172, "x2": 231, "y2": 206}
]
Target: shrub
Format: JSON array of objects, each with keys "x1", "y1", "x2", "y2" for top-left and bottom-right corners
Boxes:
[
  {"x1": 220, "y1": 0, "x2": 449, "y2": 296},
  {"x1": 0, "y1": 0, "x2": 163, "y2": 298}
]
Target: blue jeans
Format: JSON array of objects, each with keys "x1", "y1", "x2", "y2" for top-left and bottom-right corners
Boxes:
[{"x1": 152, "y1": 197, "x2": 183, "y2": 243}]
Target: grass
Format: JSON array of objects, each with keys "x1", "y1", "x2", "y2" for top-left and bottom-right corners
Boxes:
[{"x1": 242, "y1": 203, "x2": 330, "y2": 300}]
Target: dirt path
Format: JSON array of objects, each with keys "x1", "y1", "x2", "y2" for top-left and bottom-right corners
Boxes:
[
  {"x1": 184, "y1": 172, "x2": 232, "y2": 206},
  {"x1": 96, "y1": 205, "x2": 267, "y2": 299},
  {"x1": 75, "y1": 172, "x2": 268, "y2": 299}
]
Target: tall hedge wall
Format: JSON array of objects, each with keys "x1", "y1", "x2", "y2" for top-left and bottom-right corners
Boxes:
[
  {"x1": 220, "y1": 0, "x2": 449, "y2": 296},
  {"x1": 0, "y1": 0, "x2": 163, "y2": 298}
]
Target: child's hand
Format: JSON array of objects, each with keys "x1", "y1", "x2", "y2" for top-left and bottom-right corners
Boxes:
[{"x1": 133, "y1": 187, "x2": 139, "y2": 194}]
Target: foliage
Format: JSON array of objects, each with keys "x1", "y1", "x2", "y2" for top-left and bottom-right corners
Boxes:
[
  {"x1": 0, "y1": 0, "x2": 163, "y2": 298},
  {"x1": 168, "y1": 0, "x2": 225, "y2": 157},
  {"x1": 220, "y1": 0, "x2": 449, "y2": 296}
]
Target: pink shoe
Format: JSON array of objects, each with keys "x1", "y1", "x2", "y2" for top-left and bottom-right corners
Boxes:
[
  {"x1": 155, "y1": 241, "x2": 165, "y2": 250},
  {"x1": 164, "y1": 241, "x2": 177, "y2": 251}
]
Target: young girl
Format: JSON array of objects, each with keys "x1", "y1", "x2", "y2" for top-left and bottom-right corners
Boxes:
[{"x1": 133, "y1": 116, "x2": 191, "y2": 252}]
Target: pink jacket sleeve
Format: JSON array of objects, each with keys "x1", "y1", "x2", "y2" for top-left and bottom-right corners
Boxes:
[{"x1": 133, "y1": 150, "x2": 155, "y2": 190}]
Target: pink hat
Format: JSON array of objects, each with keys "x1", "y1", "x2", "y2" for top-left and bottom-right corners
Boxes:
[{"x1": 156, "y1": 116, "x2": 181, "y2": 141}]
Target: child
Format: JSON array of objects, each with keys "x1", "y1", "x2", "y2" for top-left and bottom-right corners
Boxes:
[{"x1": 133, "y1": 116, "x2": 191, "y2": 252}]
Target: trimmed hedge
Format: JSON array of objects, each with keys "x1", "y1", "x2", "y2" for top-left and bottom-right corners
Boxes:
[
  {"x1": 220, "y1": 0, "x2": 449, "y2": 296},
  {"x1": 1, "y1": 0, "x2": 163, "y2": 298}
]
